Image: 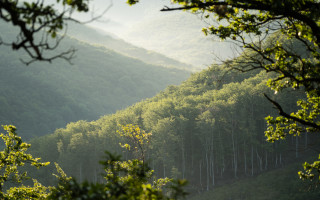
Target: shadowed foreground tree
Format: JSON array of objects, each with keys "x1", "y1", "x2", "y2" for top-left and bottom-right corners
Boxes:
[
  {"x1": 49, "y1": 153, "x2": 187, "y2": 200},
  {"x1": 127, "y1": 0, "x2": 320, "y2": 183},
  {"x1": 49, "y1": 124, "x2": 187, "y2": 200},
  {"x1": 0, "y1": 125, "x2": 187, "y2": 199}
]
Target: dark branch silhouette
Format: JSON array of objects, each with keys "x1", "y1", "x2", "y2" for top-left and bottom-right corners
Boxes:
[
  {"x1": 264, "y1": 93, "x2": 320, "y2": 130},
  {"x1": 0, "y1": 0, "x2": 113, "y2": 65}
]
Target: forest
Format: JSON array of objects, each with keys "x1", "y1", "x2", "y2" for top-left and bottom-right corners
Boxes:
[
  {"x1": 0, "y1": 0, "x2": 320, "y2": 199},
  {"x1": 28, "y1": 59, "x2": 320, "y2": 199},
  {"x1": 0, "y1": 21, "x2": 189, "y2": 139}
]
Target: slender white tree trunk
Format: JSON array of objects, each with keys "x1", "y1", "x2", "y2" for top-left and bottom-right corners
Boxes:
[
  {"x1": 200, "y1": 161, "x2": 202, "y2": 188},
  {"x1": 256, "y1": 149, "x2": 262, "y2": 171},
  {"x1": 244, "y1": 140, "x2": 247, "y2": 175},
  {"x1": 231, "y1": 115, "x2": 237, "y2": 178},
  {"x1": 251, "y1": 146, "x2": 254, "y2": 176},
  {"x1": 182, "y1": 143, "x2": 185, "y2": 179},
  {"x1": 79, "y1": 163, "x2": 82, "y2": 182},
  {"x1": 206, "y1": 152, "x2": 209, "y2": 191},
  {"x1": 265, "y1": 151, "x2": 268, "y2": 170},
  {"x1": 211, "y1": 134, "x2": 215, "y2": 187}
]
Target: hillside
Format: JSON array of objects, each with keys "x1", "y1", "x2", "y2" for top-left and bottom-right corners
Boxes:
[
  {"x1": 0, "y1": 23, "x2": 190, "y2": 139},
  {"x1": 28, "y1": 57, "x2": 319, "y2": 199},
  {"x1": 86, "y1": 0, "x2": 237, "y2": 68},
  {"x1": 66, "y1": 22, "x2": 195, "y2": 71},
  {"x1": 187, "y1": 160, "x2": 320, "y2": 200},
  {"x1": 121, "y1": 12, "x2": 237, "y2": 68}
]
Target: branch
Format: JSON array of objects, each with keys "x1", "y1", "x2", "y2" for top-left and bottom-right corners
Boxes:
[
  {"x1": 0, "y1": 0, "x2": 112, "y2": 65},
  {"x1": 263, "y1": 93, "x2": 320, "y2": 130},
  {"x1": 161, "y1": 1, "x2": 320, "y2": 45}
]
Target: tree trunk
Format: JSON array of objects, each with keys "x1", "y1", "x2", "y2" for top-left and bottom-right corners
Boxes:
[
  {"x1": 182, "y1": 143, "x2": 185, "y2": 179},
  {"x1": 79, "y1": 163, "x2": 82, "y2": 182},
  {"x1": 206, "y1": 152, "x2": 209, "y2": 191},
  {"x1": 200, "y1": 161, "x2": 202, "y2": 188},
  {"x1": 256, "y1": 149, "x2": 262, "y2": 171},
  {"x1": 251, "y1": 146, "x2": 254, "y2": 176},
  {"x1": 265, "y1": 151, "x2": 268, "y2": 170},
  {"x1": 244, "y1": 140, "x2": 247, "y2": 175},
  {"x1": 231, "y1": 115, "x2": 237, "y2": 178}
]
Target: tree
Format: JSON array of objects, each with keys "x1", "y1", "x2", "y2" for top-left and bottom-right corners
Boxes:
[
  {"x1": 0, "y1": 125, "x2": 49, "y2": 199},
  {"x1": 0, "y1": 124, "x2": 187, "y2": 199},
  {"x1": 49, "y1": 152, "x2": 188, "y2": 200},
  {"x1": 0, "y1": 0, "x2": 110, "y2": 64},
  {"x1": 49, "y1": 125, "x2": 187, "y2": 200},
  {"x1": 117, "y1": 124, "x2": 152, "y2": 164},
  {"x1": 128, "y1": 0, "x2": 320, "y2": 182}
]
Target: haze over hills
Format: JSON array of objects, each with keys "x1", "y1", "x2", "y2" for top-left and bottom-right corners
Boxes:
[
  {"x1": 84, "y1": 0, "x2": 238, "y2": 68},
  {"x1": 120, "y1": 12, "x2": 237, "y2": 68},
  {"x1": 66, "y1": 22, "x2": 195, "y2": 71},
  {"x1": 0, "y1": 22, "x2": 190, "y2": 139},
  {"x1": 1, "y1": 1, "x2": 319, "y2": 199}
]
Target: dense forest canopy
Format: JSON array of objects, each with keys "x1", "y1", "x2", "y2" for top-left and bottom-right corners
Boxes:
[
  {"x1": 1, "y1": 0, "x2": 320, "y2": 199},
  {"x1": 127, "y1": 0, "x2": 320, "y2": 182},
  {"x1": 28, "y1": 62, "x2": 320, "y2": 199}
]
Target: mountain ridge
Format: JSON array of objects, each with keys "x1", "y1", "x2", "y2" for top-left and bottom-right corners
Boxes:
[
  {"x1": 0, "y1": 22, "x2": 190, "y2": 139},
  {"x1": 66, "y1": 22, "x2": 196, "y2": 71}
]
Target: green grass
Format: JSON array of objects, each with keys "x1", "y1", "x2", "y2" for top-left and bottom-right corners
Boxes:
[{"x1": 187, "y1": 162, "x2": 320, "y2": 200}]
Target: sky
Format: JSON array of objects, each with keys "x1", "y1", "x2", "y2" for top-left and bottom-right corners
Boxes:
[
  {"x1": 84, "y1": 0, "x2": 175, "y2": 34},
  {"x1": 67, "y1": 0, "x2": 238, "y2": 68}
]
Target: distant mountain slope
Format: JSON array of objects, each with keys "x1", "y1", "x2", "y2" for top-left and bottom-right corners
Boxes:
[
  {"x1": 0, "y1": 25, "x2": 190, "y2": 139},
  {"x1": 120, "y1": 12, "x2": 237, "y2": 68},
  {"x1": 66, "y1": 22, "x2": 195, "y2": 71}
]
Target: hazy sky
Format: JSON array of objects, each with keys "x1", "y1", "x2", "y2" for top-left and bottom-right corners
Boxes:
[
  {"x1": 67, "y1": 0, "x2": 237, "y2": 68},
  {"x1": 85, "y1": 0, "x2": 175, "y2": 34}
]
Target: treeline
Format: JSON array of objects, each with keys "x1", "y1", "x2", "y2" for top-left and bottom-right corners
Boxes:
[
  {"x1": 29, "y1": 63, "x2": 313, "y2": 193},
  {"x1": 0, "y1": 22, "x2": 189, "y2": 139}
]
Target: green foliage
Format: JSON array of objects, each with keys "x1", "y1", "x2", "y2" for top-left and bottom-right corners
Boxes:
[
  {"x1": 140, "y1": 0, "x2": 320, "y2": 183},
  {"x1": 49, "y1": 152, "x2": 187, "y2": 200},
  {"x1": 299, "y1": 156, "x2": 320, "y2": 182},
  {"x1": 29, "y1": 60, "x2": 317, "y2": 197},
  {"x1": 118, "y1": 124, "x2": 152, "y2": 162},
  {"x1": 0, "y1": 125, "x2": 49, "y2": 199},
  {"x1": 126, "y1": 0, "x2": 139, "y2": 6},
  {"x1": 0, "y1": 0, "x2": 91, "y2": 63},
  {"x1": 49, "y1": 124, "x2": 186, "y2": 200},
  {"x1": 0, "y1": 125, "x2": 186, "y2": 199},
  {"x1": 30, "y1": 66, "x2": 285, "y2": 186},
  {"x1": 188, "y1": 162, "x2": 320, "y2": 200}
]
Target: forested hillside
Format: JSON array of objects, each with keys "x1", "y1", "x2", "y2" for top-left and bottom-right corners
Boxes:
[
  {"x1": 29, "y1": 60, "x2": 319, "y2": 198},
  {"x1": 0, "y1": 23, "x2": 189, "y2": 139},
  {"x1": 2, "y1": 0, "x2": 320, "y2": 199}
]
